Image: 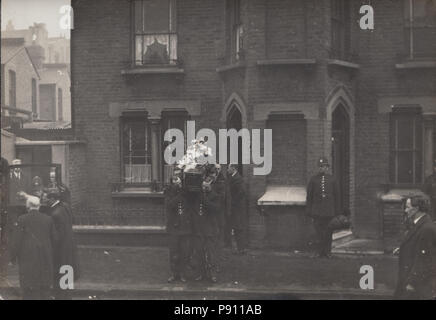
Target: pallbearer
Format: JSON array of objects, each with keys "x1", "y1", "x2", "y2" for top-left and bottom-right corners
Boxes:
[
  {"x1": 192, "y1": 176, "x2": 221, "y2": 283},
  {"x1": 165, "y1": 174, "x2": 192, "y2": 283}
]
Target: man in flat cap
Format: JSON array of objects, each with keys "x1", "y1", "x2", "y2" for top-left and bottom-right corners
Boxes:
[
  {"x1": 306, "y1": 157, "x2": 340, "y2": 258},
  {"x1": 395, "y1": 196, "x2": 436, "y2": 300},
  {"x1": 10, "y1": 195, "x2": 58, "y2": 300},
  {"x1": 424, "y1": 159, "x2": 436, "y2": 221}
]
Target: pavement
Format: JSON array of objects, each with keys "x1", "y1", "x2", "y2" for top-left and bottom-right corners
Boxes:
[{"x1": 0, "y1": 245, "x2": 399, "y2": 300}]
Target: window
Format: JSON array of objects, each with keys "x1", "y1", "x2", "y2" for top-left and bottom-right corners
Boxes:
[
  {"x1": 121, "y1": 115, "x2": 152, "y2": 184},
  {"x1": 331, "y1": 0, "x2": 350, "y2": 60},
  {"x1": 120, "y1": 111, "x2": 189, "y2": 188},
  {"x1": 390, "y1": 107, "x2": 423, "y2": 184},
  {"x1": 226, "y1": 0, "x2": 243, "y2": 64},
  {"x1": 31, "y1": 78, "x2": 37, "y2": 116},
  {"x1": 133, "y1": 0, "x2": 177, "y2": 66},
  {"x1": 9, "y1": 70, "x2": 16, "y2": 108},
  {"x1": 161, "y1": 111, "x2": 189, "y2": 184},
  {"x1": 404, "y1": 0, "x2": 436, "y2": 59},
  {"x1": 58, "y1": 88, "x2": 63, "y2": 121}
]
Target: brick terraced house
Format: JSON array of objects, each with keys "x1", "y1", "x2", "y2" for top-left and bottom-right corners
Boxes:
[{"x1": 70, "y1": 0, "x2": 436, "y2": 249}]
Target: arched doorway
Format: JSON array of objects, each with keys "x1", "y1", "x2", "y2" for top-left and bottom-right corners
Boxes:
[
  {"x1": 226, "y1": 104, "x2": 243, "y2": 175},
  {"x1": 332, "y1": 104, "x2": 350, "y2": 215}
]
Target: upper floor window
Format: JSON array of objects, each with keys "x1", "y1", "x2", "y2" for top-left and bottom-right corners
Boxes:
[
  {"x1": 8, "y1": 70, "x2": 16, "y2": 108},
  {"x1": 331, "y1": 0, "x2": 351, "y2": 60},
  {"x1": 390, "y1": 107, "x2": 423, "y2": 185},
  {"x1": 225, "y1": 0, "x2": 243, "y2": 64},
  {"x1": 58, "y1": 88, "x2": 63, "y2": 121},
  {"x1": 404, "y1": 0, "x2": 436, "y2": 59},
  {"x1": 133, "y1": 0, "x2": 177, "y2": 66},
  {"x1": 31, "y1": 78, "x2": 37, "y2": 117}
]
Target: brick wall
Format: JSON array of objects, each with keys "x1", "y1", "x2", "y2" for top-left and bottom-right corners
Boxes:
[{"x1": 71, "y1": 0, "x2": 436, "y2": 245}]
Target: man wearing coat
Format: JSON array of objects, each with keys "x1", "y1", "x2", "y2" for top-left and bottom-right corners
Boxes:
[
  {"x1": 424, "y1": 159, "x2": 436, "y2": 221},
  {"x1": 395, "y1": 196, "x2": 436, "y2": 300},
  {"x1": 165, "y1": 175, "x2": 192, "y2": 283},
  {"x1": 0, "y1": 157, "x2": 9, "y2": 282},
  {"x1": 9, "y1": 195, "x2": 58, "y2": 300},
  {"x1": 227, "y1": 164, "x2": 247, "y2": 254},
  {"x1": 192, "y1": 176, "x2": 221, "y2": 282},
  {"x1": 46, "y1": 190, "x2": 78, "y2": 299},
  {"x1": 306, "y1": 157, "x2": 340, "y2": 258}
]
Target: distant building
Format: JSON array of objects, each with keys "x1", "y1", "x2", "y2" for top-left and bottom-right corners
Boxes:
[
  {"x1": 38, "y1": 64, "x2": 71, "y2": 122},
  {"x1": 1, "y1": 38, "x2": 40, "y2": 127},
  {"x1": 2, "y1": 21, "x2": 70, "y2": 64}
]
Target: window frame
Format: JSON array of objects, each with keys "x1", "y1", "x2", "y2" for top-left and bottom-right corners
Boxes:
[
  {"x1": 330, "y1": 0, "x2": 351, "y2": 61},
  {"x1": 120, "y1": 113, "x2": 153, "y2": 187},
  {"x1": 8, "y1": 70, "x2": 16, "y2": 108},
  {"x1": 389, "y1": 107, "x2": 424, "y2": 186},
  {"x1": 404, "y1": 0, "x2": 436, "y2": 59},
  {"x1": 31, "y1": 78, "x2": 37, "y2": 117},
  {"x1": 131, "y1": 0, "x2": 178, "y2": 67}
]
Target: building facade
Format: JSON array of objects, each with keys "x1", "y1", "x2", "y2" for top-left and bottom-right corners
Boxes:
[
  {"x1": 71, "y1": 0, "x2": 436, "y2": 248},
  {"x1": 1, "y1": 38, "x2": 40, "y2": 126}
]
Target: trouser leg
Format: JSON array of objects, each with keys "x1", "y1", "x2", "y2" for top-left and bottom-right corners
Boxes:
[
  {"x1": 313, "y1": 217, "x2": 332, "y2": 256},
  {"x1": 204, "y1": 236, "x2": 217, "y2": 279},
  {"x1": 178, "y1": 235, "x2": 191, "y2": 278},
  {"x1": 234, "y1": 228, "x2": 246, "y2": 251},
  {"x1": 168, "y1": 235, "x2": 181, "y2": 276}
]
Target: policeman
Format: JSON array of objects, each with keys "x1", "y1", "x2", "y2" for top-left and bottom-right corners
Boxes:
[
  {"x1": 165, "y1": 174, "x2": 192, "y2": 283},
  {"x1": 0, "y1": 157, "x2": 9, "y2": 281},
  {"x1": 192, "y1": 176, "x2": 221, "y2": 283},
  {"x1": 306, "y1": 157, "x2": 340, "y2": 258}
]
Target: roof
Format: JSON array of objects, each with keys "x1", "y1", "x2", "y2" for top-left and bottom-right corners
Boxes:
[{"x1": 1, "y1": 38, "x2": 25, "y2": 63}]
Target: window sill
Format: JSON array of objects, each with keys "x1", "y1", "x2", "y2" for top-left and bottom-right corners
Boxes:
[
  {"x1": 395, "y1": 60, "x2": 436, "y2": 70},
  {"x1": 327, "y1": 59, "x2": 360, "y2": 70},
  {"x1": 257, "y1": 58, "x2": 317, "y2": 67},
  {"x1": 378, "y1": 188, "x2": 428, "y2": 203},
  {"x1": 111, "y1": 189, "x2": 164, "y2": 198},
  {"x1": 121, "y1": 66, "x2": 185, "y2": 75},
  {"x1": 216, "y1": 61, "x2": 246, "y2": 73}
]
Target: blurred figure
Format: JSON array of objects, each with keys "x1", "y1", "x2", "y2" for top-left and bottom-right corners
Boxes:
[
  {"x1": 395, "y1": 196, "x2": 436, "y2": 300},
  {"x1": 9, "y1": 159, "x2": 26, "y2": 206},
  {"x1": 227, "y1": 164, "x2": 247, "y2": 254},
  {"x1": 165, "y1": 174, "x2": 192, "y2": 283},
  {"x1": 31, "y1": 176, "x2": 44, "y2": 198},
  {"x1": 9, "y1": 195, "x2": 58, "y2": 300},
  {"x1": 46, "y1": 190, "x2": 78, "y2": 299}
]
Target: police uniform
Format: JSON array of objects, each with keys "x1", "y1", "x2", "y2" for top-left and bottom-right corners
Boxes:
[
  {"x1": 165, "y1": 185, "x2": 192, "y2": 281},
  {"x1": 306, "y1": 157, "x2": 340, "y2": 257},
  {"x1": 0, "y1": 157, "x2": 9, "y2": 280}
]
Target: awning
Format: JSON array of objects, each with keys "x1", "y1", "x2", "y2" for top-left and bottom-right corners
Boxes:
[{"x1": 257, "y1": 185, "x2": 306, "y2": 206}]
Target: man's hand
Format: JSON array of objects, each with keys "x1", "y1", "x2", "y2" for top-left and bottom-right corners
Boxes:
[
  {"x1": 393, "y1": 247, "x2": 400, "y2": 255},
  {"x1": 406, "y1": 284, "x2": 415, "y2": 292}
]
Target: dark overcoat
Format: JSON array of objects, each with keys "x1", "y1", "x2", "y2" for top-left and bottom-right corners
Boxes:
[
  {"x1": 10, "y1": 209, "x2": 58, "y2": 289},
  {"x1": 306, "y1": 173, "x2": 340, "y2": 218},
  {"x1": 395, "y1": 214, "x2": 436, "y2": 300},
  {"x1": 424, "y1": 174, "x2": 436, "y2": 219},
  {"x1": 191, "y1": 190, "x2": 220, "y2": 237},
  {"x1": 50, "y1": 202, "x2": 79, "y2": 279},
  {"x1": 228, "y1": 172, "x2": 247, "y2": 229},
  {"x1": 165, "y1": 186, "x2": 192, "y2": 235}
]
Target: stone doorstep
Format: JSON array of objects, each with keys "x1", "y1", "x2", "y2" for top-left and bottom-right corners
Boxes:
[
  {"x1": 332, "y1": 238, "x2": 385, "y2": 255},
  {"x1": 0, "y1": 281, "x2": 393, "y2": 300},
  {"x1": 73, "y1": 225, "x2": 166, "y2": 234}
]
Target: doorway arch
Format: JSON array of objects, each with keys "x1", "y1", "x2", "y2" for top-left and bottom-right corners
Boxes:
[
  {"x1": 332, "y1": 104, "x2": 350, "y2": 214},
  {"x1": 226, "y1": 103, "x2": 243, "y2": 175}
]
